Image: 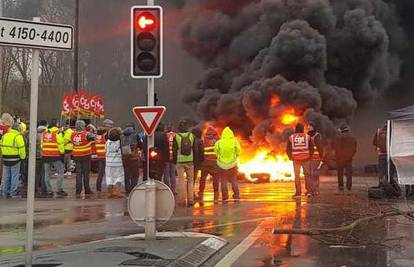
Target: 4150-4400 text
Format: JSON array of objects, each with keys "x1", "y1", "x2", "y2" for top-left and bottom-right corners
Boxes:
[{"x1": 0, "y1": 26, "x2": 70, "y2": 43}]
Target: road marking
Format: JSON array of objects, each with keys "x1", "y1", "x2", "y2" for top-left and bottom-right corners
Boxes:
[
  {"x1": 186, "y1": 217, "x2": 272, "y2": 232},
  {"x1": 214, "y1": 220, "x2": 268, "y2": 267}
]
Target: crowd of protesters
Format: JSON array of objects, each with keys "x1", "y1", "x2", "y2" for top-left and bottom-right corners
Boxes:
[{"x1": 0, "y1": 114, "x2": 242, "y2": 206}]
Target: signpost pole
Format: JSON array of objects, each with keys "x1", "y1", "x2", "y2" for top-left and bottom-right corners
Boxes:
[
  {"x1": 145, "y1": 0, "x2": 156, "y2": 240},
  {"x1": 25, "y1": 16, "x2": 41, "y2": 267},
  {"x1": 0, "y1": 0, "x2": 3, "y2": 112}
]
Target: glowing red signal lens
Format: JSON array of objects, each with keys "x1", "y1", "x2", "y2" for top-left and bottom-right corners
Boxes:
[
  {"x1": 136, "y1": 12, "x2": 156, "y2": 31},
  {"x1": 149, "y1": 150, "x2": 158, "y2": 159}
]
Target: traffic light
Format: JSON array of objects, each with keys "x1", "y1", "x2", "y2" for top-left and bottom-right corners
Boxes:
[{"x1": 131, "y1": 6, "x2": 163, "y2": 78}]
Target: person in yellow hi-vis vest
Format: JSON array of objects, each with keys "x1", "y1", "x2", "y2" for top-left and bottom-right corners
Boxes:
[
  {"x1": 173, "y1": 119, "x2": 198, "y2": 206},
  {"x1": 0, "y1": 121, "x2": 26, "y2": 198},
  {"x1": 63, "y1": 120, "x2": 74, "y2": 176},
  {"x1": 214, "y1": 127, "x2": 241, "y2": 202}
]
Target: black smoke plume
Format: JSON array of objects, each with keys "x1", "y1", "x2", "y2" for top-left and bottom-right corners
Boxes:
[{"x1": 180, "y1": 0, "x2": 405, "y2": 149}]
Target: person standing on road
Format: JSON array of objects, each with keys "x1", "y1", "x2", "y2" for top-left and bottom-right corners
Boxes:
[
  {"x1": 121, "y1": 123, "x2": 140, "y2": 194},
  {"x1": 287, "y1": 123, "x2": 314, "y2": 199},
  {"x1": 164, "y1": 125, "x2": 176, "y2": 193},
  {"x1": 142, "y1": 123, "x2": 169, "y2": 182},
  {"x1": 0, "y1": 119, "x2": 26, "y2": 198},
  {"x1": 308, "y1": 122, "x2": 323, "y2": 196},
  {"x1": 95, "y1": 127, "x2": 107, "y2": 194},
  {"x1": 215, "y1": 127, "x2": 241, "y2": 202},
  {"x1": 0, "y1": 113, "x2": 12, "y2": 187},
  {"x1": 373, "y1": 124, "x2": 387, "y2": 186},
  {"x1": 173, "y1": 119, "x2": 197, "y2": 206},
  {"x1": 191, "y1": 127, "x2": 204, "y2": 200},
  {"x1": 72, "y1": 120, "x2": 95, "y2": 197},
  {"x1": 334, "y1": 125, "x2": 357, "y2": 192},
  {"x1": 199, "y1": 126, "x2": 221, "y2": 202},
  {"x1": 106, "y1": 128, "x2": 124, "y2": 198},
  {"x1": 42, "y1": 119, "x2": 67, "y2": 197},
  {"x1": 36, "y1": 120, "x2": 48, "y2": 196},
  {"x1": 63, "y1": 120, "x2": 74, "y2": 176}
]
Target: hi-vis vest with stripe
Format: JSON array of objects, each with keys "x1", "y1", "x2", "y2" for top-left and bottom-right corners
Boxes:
[
  {"x1": 94, "y1": 134, "x2": 106, "y2": 159},
  {"x1": 71, "y1": 130, "x2": 92, "y2": 157},
  {"x1": 289, "y1": 133, "x2": 311, "y2": 161},
  {"x1": 203, "y1": 135, "x2": 218, "y2": 161},
  {"x1": 41, "y1": 131, "x2": 60, "y2": 157}
]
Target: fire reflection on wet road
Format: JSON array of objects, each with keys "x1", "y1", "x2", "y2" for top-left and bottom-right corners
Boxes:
[{"x1": 1, "y1": 177, "x2": 414, "y2": 266}]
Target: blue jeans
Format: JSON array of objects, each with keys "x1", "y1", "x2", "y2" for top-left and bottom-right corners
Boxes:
[
  {"x1": 164, "y1": 162, "x2": 176, "y2": 193},
  {"x1": 44, "y1": 160, "x2": 64, "y2": 192},
  {"x1": 2, "y1": 162, "x2": 21, "y2": 197}
]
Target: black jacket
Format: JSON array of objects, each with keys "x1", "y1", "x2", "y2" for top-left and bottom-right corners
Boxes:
[
  {"x1": 143, "y1": 130, "x2": 169, "y2": 164},
  {"x1": 308, "y1": 130, "x2": 324, "y2": 159}
]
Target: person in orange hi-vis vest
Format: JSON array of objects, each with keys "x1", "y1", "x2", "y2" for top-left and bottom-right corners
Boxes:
[
  {"x1": 72, "y1": 120, "x2": 95, "y2": 197},
  {"x1": 165, "y1": 125, "x2": 177, "y2": 193},
  {"x1": 95, "y1": 128, "x2": 107, "y2": 193},
  {"x1": 287, "y1": 123, "x2": 314, "y2": 199},
  {"x1": 41, "y1": 119, "x2": 67, "y2": 197},
  {"x1": 198, "y1": 126, "x2": 221, "y2": 202}
]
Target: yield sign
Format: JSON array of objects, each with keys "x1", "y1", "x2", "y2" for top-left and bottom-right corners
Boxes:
[{"x1": 132, "y1": 106, "x2": 166, "y2": 136}]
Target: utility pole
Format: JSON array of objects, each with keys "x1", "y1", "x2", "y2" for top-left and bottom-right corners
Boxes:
[{"x1": 73, "y1": 0, "x2": 79, "y2": 91}]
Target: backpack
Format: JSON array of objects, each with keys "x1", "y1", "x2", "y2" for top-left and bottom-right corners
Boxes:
[
  {"x1": 179, "y1": 133, "x2": 192, "y2": 156},
  {"x1": 121, "y1": 134, "x2": 136, "y2": 156}
]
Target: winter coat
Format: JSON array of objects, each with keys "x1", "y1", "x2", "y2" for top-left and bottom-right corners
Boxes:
[
  {"x1": 105, "y1": 139, "x2": 124, "y2": 186},
  {"x1": 214, "y1": 127, "x2": 241, "y2": 170},
  {"x1": 334, "y1": 132, "x2": 357, "y2": 162},
  {"x1": 106, "y1": 140, "x2": 123, "y2": 167}
]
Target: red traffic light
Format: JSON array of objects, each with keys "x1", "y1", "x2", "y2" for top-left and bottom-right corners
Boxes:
[
  {"x1": 136, "y1": 12, "x2": 156, "y2": 31},
  {"x1": 149, "y1": 149, "x2": 159, "y2": 160}
]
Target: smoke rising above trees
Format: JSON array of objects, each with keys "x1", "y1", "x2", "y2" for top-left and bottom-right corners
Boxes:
[{"x1": 180, "y1": 0, "x2": 405, "y2": 147}]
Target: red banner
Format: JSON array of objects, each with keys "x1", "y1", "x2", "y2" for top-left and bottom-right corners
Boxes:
[
  {"x1": 61, "y1": 92, "x2": 71, "y2": 118},
  {"x1": 79, "y1": 88, "x2": 91, "y2": 116},
  {"x1": 96, "y1": 95, "x2": 105, "y2": 119},
  {"x1": 60, "y1": 90, "x2": 105, "y2": 119},
  {"x1": 71, "y1": 91, "x2": 80, "y2": 116}
]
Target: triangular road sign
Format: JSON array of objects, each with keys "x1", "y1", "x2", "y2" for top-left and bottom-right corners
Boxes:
[{"x1": 132, "y1": 106, "x2": 166, "y2": 136}]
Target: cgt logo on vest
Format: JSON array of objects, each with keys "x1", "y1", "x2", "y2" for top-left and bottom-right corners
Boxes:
[
  {"x1": 73, "y1": 135, "x2": 82, "y2": 145},
  {"x1": 96, "y1": 135, "x2": 102, "y2": 142},
  {"x1": 293, "y1": 135, "x2": 307, "y2": 148},
  {"x1": 44, "y1": 133, "x2": 53, "y2": 142}
]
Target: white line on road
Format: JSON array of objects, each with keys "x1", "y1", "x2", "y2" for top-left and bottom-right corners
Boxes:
[
  {"x1": 214, "y1": 219, "x2": 268, "y2": 267},
  {"x1": 185, "y1": 217, "x2": 272, "y2": 232}
]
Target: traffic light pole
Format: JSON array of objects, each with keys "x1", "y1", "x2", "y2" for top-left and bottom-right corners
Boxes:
[{"x1": 145, "y1": 0, "x2": 156, "y2": 241}]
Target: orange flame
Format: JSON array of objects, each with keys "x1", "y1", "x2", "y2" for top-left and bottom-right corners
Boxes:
[
  {"x1": 271, "y1": 95, "x2": 280, "y2": 108},
  {"x1": 238, "y1": 149, "x2": 294, "y2": 182},
  {"x1": 281, "y1": 111, "x2": 299, "y2": 125}
]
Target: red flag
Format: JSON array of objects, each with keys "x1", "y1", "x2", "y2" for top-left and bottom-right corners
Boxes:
[
  {"x1": 96, "y1": 95, "x2": 105, "y2": 119},
  {"x1": 79, "y1": 88, "x2": 91, "y2": 116},
  {"x1": 71, "y1": 91, "x2": 80, "y2": 116},
  {"x1": 89, "y1": 92, "x2": 97, "y2": 118},
  {"x1": 61, "y1": 92, "x2": 71, "y2": 118}
]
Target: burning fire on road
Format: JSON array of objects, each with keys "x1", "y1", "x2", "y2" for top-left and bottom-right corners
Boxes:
[{"x1": 238, "y1": 150, "x2": 294, "y2": 183}]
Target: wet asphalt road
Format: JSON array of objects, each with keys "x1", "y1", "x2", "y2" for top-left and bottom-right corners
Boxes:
[{"x1": 1, "y1": 175, "x2": 414, "y2": 266}]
